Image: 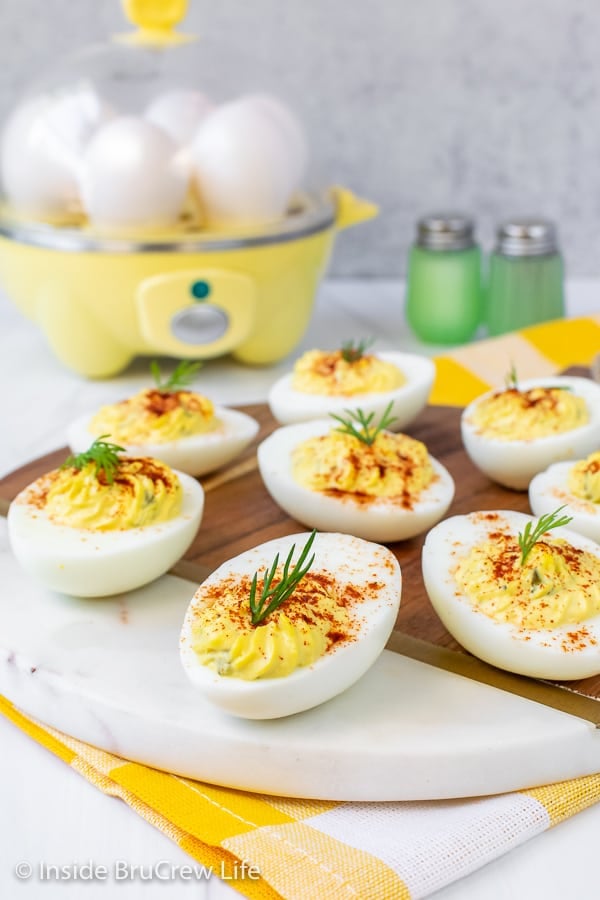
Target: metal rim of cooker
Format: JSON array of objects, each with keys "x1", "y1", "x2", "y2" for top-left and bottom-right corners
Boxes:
[{"x1": 0, "y1": 190, "x2": 336, "y2": 254}]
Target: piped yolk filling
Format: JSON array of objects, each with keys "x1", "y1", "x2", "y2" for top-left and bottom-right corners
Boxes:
[
  {"x1": 292, "y1": 350, "x2": 405, "y2": 396},
  {"x1": 292, "y1": 430, "x2": 434, "y2": 507},
  {"x1": 470, "y1": 387, "x2": 588, "y2": 441},
  {"x1": 22, "y1": 458, "x2": 182, "y2": 531},
  {"x1": 90, "y1": 388, "x2": 218, "y2": 444},
  {"x1": 455, "y1": 533, "x2": 600, "y2": 629},
  {"x1": 191, "y1": 571, "x2": 358, "y2": 680},
  {"x1": 569, "y1": 452, "x2": 600, "y2": 503}
]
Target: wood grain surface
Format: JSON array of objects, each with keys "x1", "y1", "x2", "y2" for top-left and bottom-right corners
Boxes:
[{"x1": 2, "y1": 401, "x2": 599, "y2": 705}]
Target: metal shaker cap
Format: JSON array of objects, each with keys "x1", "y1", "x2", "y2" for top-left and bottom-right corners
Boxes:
[
  {"x1": 495, "y1": 219, "x2": 559, "y2": 257},
  {"x1": 416, "y1": 213, "x2": 476, "y2": 251}
]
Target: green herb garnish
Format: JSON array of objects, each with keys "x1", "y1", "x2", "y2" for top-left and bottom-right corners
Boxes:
[
  {"x1": 151, "y1": 359, "x2": 202, "y2": 393},
  {"x1": 61, "y1": 435, "x2": 125, "y2": 485},
  {"x1": 340, "y1": 337, "x2": 374, "y2": 363},
  {"x1": 505, "y1": 361, "x2": 519, "y2": 390},
  {"x1": 330, "y1": 401, "x2": 396, "y2": 446},
  {"x1": 504, "y1": 362, "x2": 571, "y2": 392},
  {"x1": 249, "y1": 531, "x2": 317, "y2": 626},
  {"x1": 517, "y1": 506, "x2": 573, "y2": 566}
]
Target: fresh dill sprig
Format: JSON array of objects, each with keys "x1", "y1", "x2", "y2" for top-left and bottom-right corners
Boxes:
[
  {"x1": 61, "y1": 435, "x2": 125, "y2": 485},
  {"x1": 340, "y1": 337, "x2": 374, "y2": 363},
  {"x1": 504, "y1": 363, "x2": 571, "y2": 393},
  {"x1": 248, "y1": 531, "x2": 317, "y2": 626},
  {"x1": 517, "y1": 506, "x2": 573, "y2": 566},
  {"x1": 505, "y1": 361, "x2": 519, "y2": 390},
  {"x1": 330, "y1": 401, "x2": 396, "y2": 446},
  {"x1": 151, "y1": 359, "x2": 202, "y2": 393},
  {"x1": 541, "y1": 383, "x2": 573, "y2": 392}
]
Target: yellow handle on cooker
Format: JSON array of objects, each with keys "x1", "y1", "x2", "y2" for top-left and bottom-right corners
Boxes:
[{"x1": 332, "y1": 186, "x2": 379, "y2": 231}]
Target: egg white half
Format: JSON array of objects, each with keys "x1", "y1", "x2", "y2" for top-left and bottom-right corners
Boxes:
[
  {"x1": 423, "y1": 509, "x2": 600, "y2": 679},
  {"x1": 268, "y1": 351, "x2": 435, "y2": 430},
  {"x1": 461, "y1": 376, "x2": 600, "y2": 491},
  {"x1": 67, "y1": 406, "x2": 259, "y2": 478},
  {"x1": 180, "y1": 531, "x2": 401, "y2": 719},
  {"x1": 529, "y1": 460, "x2": 600, "y2": 543},
  {"x1": 257, "y1": 419, "x2": 455, "y2": 542},
  {"x1": 7, "y1": 470, "x2": 204, "y2": 598}
]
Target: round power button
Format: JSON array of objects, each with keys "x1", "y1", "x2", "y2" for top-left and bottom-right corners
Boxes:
[{"x1": 170, "y1": 306, "x2": 229, "y2": 345}]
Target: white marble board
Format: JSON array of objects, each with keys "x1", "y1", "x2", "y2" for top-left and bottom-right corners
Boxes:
[{"x1": 1, "y1": 519, "x2": 599, "y2": 800}]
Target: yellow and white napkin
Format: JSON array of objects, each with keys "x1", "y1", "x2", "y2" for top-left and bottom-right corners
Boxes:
[
  {"x1": 2, "y1": 695, "x2": 600, "y2": 900},
  {"x1": 431, "y1": 314, "x2": 600, "y2": 406}
]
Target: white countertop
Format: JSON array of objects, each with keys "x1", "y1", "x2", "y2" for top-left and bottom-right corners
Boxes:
[{"x1": 2, "y1": 277, "x2": 600, "y2": 900}]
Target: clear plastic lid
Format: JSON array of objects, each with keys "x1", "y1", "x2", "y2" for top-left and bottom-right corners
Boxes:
[{"x1": 0, "y1": 0, "x2": 322, "y2": 243}]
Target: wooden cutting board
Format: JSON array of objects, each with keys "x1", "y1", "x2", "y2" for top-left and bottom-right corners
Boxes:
[{"x1": 2, "y1": 401, "x2": 599, "y2": 708}]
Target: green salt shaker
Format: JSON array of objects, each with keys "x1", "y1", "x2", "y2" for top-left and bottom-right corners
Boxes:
[
  {"x1": 406, "y1": 213, "x2": 482, "y2": 344},
  {"x1": 486, "y1": 219, "x2": 564, "y2": 336}
]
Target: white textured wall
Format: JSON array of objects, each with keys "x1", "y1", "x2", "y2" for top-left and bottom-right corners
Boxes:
[{"x1": 2, "y1": 0, "x2": 600, "y2": 276}]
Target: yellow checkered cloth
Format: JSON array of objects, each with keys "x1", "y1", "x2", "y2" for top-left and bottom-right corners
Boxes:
[
  {"x1": 3, "y1": 316, "x2": 600, "y2": 900},
  {"x1": 431, "y1": 315, "x2": 600, "y2": 406}
]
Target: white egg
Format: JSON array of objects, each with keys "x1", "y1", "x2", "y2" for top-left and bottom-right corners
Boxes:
[
  {"x1": 145, "y1": 90, "x2": 213, "y2": 145},
  {"x1": 257, "y1": 419, "x2": 454, "y2": 542},
  {"x1": 268, "y1": 351, "x2": 435, "y2": 431},
  {"x1": 67, "y1": 406, "x2": 259, "y2": 479},
  {"x1": 7, "y1": 469, "x2": 204, "y2": 598},
  {"x1": 241, "y1": 93, "x2": 308, "y2": 185},
  {"x1": 1, "y1": 86, "x2": 112, "y2": 219},
  {"x1": 423, "y1": 509, "x2": 600, "y2": 680},
  {"x1": 80, "y1": 116, "x2": 190, "y2": 228},
  {"x1": 180, "y1": 531, "x2": 401, "y2": 719},
  {"x1": 461, "y1": 376, "x2": 600, "y2": 491},
  {"x1": 529, "y1": 459, "x2": 600, "y2": 543},
  {"x1": 190, "y1": 95, "x2": 306, "y2": 227}
]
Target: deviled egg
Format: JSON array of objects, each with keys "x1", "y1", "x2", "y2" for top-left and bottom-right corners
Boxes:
[
  {"x1": 8, "y1": 438, "x2": 204, "y2": 598},
  {"x1": 268, "y1": 341, "x2": 435, "y2": 430},
  {"x1": 180, "y1": 530, "x2": 401, "y2": 719},
  {"x1": 423, "y1": 508, "x2": 600, "y2": 679},
  {"x1": 67, "y1": 361, "x2": 259, "y2": 477},
  {"x1": 258, "y1": 405, "x2": 454, "y2": 542},
  {"x1": 529, "y1": 451, "x2": 600, "y2": 542},
  {"x1": 461, "y1": 375, "x2": 600, "y2": 490}
]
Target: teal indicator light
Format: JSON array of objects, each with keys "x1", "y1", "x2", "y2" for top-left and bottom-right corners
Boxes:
[{"x1": 190, "y1": 280, "x2": 211, "y2": 300}]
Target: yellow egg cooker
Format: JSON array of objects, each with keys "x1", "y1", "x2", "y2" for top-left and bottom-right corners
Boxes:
[
  {"x1": 0, "y1": 0, "x2": 377, "y2": 376},
  {"x1": 0, "y1": 189, "x2": 375, "y2": 377}
]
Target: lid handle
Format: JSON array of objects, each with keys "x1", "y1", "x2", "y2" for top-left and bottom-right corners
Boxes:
[{"x1": 119, "y1": 0, "x2": 194, "y2": 46}]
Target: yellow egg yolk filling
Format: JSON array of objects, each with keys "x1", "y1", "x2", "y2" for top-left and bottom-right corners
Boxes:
[
  {"x1": 191, "y1": 571, "x2": 357, "y2": 680},
  {"x1": 568, "y1": 451, "x2": 600, "y2": 503},
  {"x1": 470, "y1": 387, "x2": 588, "y2": 441},
  {"x1": 291, "y1": 349, "x2": 405, "y2": 396},
  {"x1": 25, "y1": 458, "x2": 182, "y2": 531},
  {"x1": 455, "y1": 532, "x2": 600, "y2": 629},
  {"x1": 90, "y1": 388, "x2": 218, "y2": 444},
  {"x1": 292, "y1": 430, "x2": 434, "y2": 506}
]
